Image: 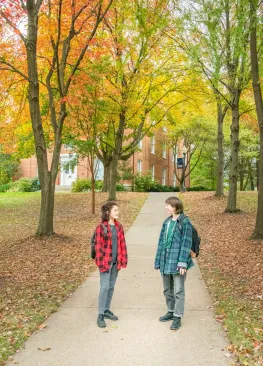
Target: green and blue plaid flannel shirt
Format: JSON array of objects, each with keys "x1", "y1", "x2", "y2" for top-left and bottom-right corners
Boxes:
[{"x1": 154, "y1": 214, "x2": 194, "y2": 275}]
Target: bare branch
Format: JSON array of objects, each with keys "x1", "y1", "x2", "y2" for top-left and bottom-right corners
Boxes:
[{"x1": 0, "y1": 60, "x2": 29, "y2": 81}]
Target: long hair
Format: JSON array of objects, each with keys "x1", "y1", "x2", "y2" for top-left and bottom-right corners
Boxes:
[{"x1": 101, "y1": 201, "x2": 118, "y2": 222}]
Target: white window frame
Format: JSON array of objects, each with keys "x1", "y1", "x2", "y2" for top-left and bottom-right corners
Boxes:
[
  {"x1": 137, "y1": 160, "x2": 142, "y2": 174},
  {"x1": 162, "y1": 168, "x2": 166, "y2": 186},
  {"x1": 138, "y1": 139, "x2": 143, "y2": 149},
  {"x1": 150, "y1": 165, "x2": 155, "y2": 181},
  {"x1": 151, "y1": 136, "x2": 155, "y2": 154},
  {"x1": 172, "y1": 146, "x2": 176, "y2": 162},
  {"x1": 162, "y1": 143, "x2": 167, "y2": 159}
]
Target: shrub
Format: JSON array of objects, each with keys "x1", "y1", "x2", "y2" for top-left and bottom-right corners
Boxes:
[
  {"x1": 11, "y1": 178, "x2": 40, "y2": 192},
  {"x1": 134, "y1": 174, "x2": 179, "y2": 192},
  {"x1": 116, "y1": 183, "x2": 125, "y2": 191},
  {"x1": 188, "y1": 186, "x2": 213, "y2": 191},
  {"x1": 95, "y1": 180, "x2": 103, "y2": 191},
  {"x1": 0, "y1": 182, "x2": 13, "y2": 192},
  {"x1": 72, "y1": 179, "x2": 103, "y2": 192},
  {"x1": 135, "y1": 174, "x2": 155, "y2": 192},
  {"x1": 72, "y1": 179, "x2": 91, "y2": 192},
  {"x1": 30, "y1": 177, "x2": 41, "y2": 192}
]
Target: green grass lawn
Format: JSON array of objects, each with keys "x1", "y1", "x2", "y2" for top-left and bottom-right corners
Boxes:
[{"x1": 0, "y1": 192, "x2": 40, "y2": 207}]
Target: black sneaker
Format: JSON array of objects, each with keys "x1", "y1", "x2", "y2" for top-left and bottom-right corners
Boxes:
[
  {"x1": 170, "y1": 316, "x2": 181, "y2": 330},
  {"x1": 159, "y1": 312, "x2": 174, "y2": 322},
  {"x1": 104, "y1": 310, "x2": 118, "y2": 321},
  {"x1": 97, "y1": 314, "x2": 106, "y2": 328}
]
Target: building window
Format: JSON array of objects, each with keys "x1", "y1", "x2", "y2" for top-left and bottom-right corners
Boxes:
[
  {"x1": 162, "y1": 168, "x2": 166, "y2": 185},
  {"x1": 172, "y1": 146, "x2": 176, "y2": 162},
  {"x1": 94, "y1": 159, "x2": 104, "y2": 180},
  {"x1": 138, "y1": 139, "x2": 143, "y2": 149},
  {"x1": 162, "y1": 143, "x2": 167, "y2": 159},
  {"x1": 173, "y1": 172, "x2": 177, "y2": 187},
  {"x1": 151, "y1": 136, "x2": 155, "y2": 154},
  {"x1": 137, "y1": 160, "x2": 142, "y2": 174},
  {"x1": 162, "y1": 125, "x2": 167, "y2": 132},
  {"x1": 150, "y1": 165, "x2": 155, "y2": 181}
]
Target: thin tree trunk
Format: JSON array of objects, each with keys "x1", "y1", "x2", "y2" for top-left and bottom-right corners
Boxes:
[
  {"x1": 250, "y1": 0, "x2": 263, "y2": 238},
  {"x1": 102, "y1": 159, "x2": 111, "y2": 192},
  {"x1": 239, "y1": 157, "x2": 245, "y2": 191},
  {"x1": 90, "y1": 156, "x2": 95, "y2": 215},
  {"x1": 226, "y1": 91, "x2": 241, "y2": 212},
  {"x1": 108, "y1": 112, "x2": 125, "y2": 200},
  {"x1": 108, "y1": 154, "x2": 119, "y2": 200},
  {"x1": 215, "y1": 101, "x2": 227, "y2": 197},
  {"x1": 179, "y1": 179, "x2": 184, "y2": 192},
  {"x1": 247, "y1": 160, "x2": 255, "y2": 191}
]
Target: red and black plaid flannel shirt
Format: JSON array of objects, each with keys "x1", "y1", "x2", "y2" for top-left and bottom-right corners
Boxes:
[{"x1": 95, "y1": 220, "x2": 128, "y2": 273}]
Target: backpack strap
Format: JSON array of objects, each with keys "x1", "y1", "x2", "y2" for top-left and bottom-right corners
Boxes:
[
  {"x1": 101, "y1": 223, "x2": 108, "y2": 236},
  {"x1": 177, "y1": 213, "x2": 187, "y2": 232}
]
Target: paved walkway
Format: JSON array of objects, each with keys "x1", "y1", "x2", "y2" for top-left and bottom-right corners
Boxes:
[{"x1": 8, "y1": 193, "x2": 230, "y2": 366}]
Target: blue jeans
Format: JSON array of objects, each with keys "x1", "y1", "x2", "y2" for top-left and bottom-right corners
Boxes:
[{"x1": 98, "y1": 263, "x2": 118, "y2": 315}]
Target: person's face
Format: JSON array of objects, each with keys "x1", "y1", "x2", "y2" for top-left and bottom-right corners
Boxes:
[
  {"x1": 165, "y1": 203, "x2": 176, "y2": 216},
  {"x1": 109, "y1": 205, "x2": 119, "y2": 220}
]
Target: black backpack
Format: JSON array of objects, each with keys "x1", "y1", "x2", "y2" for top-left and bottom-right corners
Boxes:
[
  {"x1": 90, "y1": 224, "x2": 107, "y2": 259},
  {"x1": 178, "y1": 215, "x2": 201, "y2": 257}
]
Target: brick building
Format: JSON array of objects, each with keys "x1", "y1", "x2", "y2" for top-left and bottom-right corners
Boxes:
[{"x1": 19, "y1": 127, "x2": 190, "y2": 188}]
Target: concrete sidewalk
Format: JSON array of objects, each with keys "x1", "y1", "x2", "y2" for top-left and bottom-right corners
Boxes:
[{"x1": 8, "y1": 193, "x2": 230, "y2": 366}]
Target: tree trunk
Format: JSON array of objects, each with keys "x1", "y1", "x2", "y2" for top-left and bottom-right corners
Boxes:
[
  {"x1": 108, "y1": 154, "x2": 119, "y2": 200},
  {"x1": 36, "y1": 173, "x2": 55, "y2": 236},
  {"x1": 91, "y1": 157, "x2": 95, "y2": 215},
  {"x1": 239, "y1": 157, "x2": 245, "y2": 191},
  {"x1": 108, "y1": 112, "x2": 125, "y2": 201},
  {"x1": 102, "y1": 159, "x2": 111, "y2": 192},
  {"x1": 250, "y1": 0, "x2": 263, "y2": 238},
  {"x1": 247, "y1": 160, "x2": 255, "y2": 191},
  {"x1": 26, "y1": 3, "x2": 55, "y2": 235},
  {"x1": 225, "y1": 91, "x2": 241, "y2": 212},
  {"x1": 179, "y1": 179, "x2": 184, "y2": 192},
  {"x1": 215, "y1": 101, "x2": 227, "y2": 197}
]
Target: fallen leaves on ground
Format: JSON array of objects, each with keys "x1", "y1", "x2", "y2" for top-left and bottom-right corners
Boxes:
[
  {"x1": 0, "y1": 192, "x2": 147, "y2": 365},
  {"x1": 182, "y1": 192, "x2": 263, "y2": 366}
]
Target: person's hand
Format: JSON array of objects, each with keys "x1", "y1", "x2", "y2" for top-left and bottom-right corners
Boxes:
[{"x1": 177, "y1": 267, "x2": 186, "y2": 276}]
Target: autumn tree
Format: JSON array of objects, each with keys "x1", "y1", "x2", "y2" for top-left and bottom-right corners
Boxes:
[
  {"x1": 172, "y1": 0, "x2": 229, "y2": 197},
  {"x1": 0, "y1": 0, "x2": 113, "y2": 235},
  {"x1": 249, "y1": 0, "x2": 263, "y2": 239},
  {"x1": 175, "y1": 0, "x2": 251, "y2": 209},
  {"x1": 84, "y1": 0, "x2": 189, "y2": 200},
  {"x1": 167, "y1": 115, "x2": 214, "y2": 192}
]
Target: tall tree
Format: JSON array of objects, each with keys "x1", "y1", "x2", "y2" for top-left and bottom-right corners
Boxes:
[
  {"x1": 172, "y1": 0, "x2": 229, "y2": 197},
  {"x1": 76, "y1": 0, "x2": 184, "y2": 200},
  {"x1": 175, "y1": 0, "x2": 251, "y2": 208},
  {"x1": 0, "y1": 0, "x2": 113, "y2": 235},
  {"x1": 249, "y1": 0, "x2": 263, "y2": 239}
]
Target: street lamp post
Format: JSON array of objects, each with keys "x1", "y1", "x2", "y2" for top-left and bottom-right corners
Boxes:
[{"x1": 182, "y1": 146, "x2": 187, "y2": 192}]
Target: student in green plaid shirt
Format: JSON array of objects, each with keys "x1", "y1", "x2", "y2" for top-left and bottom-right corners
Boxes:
[{"x1": 154, "y1": 196, "x2": 194, "y2": 331}]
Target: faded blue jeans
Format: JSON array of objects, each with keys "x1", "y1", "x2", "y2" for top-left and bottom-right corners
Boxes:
[
  {"x1": 98, "y1": 263, "x2": 118, "y2": 315},
  {"x1": 162, "y1": 273, "x2": 186, "y2": 317}
]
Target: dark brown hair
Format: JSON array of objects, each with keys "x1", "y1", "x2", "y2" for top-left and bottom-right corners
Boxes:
[
  {"x1": 165, "y1": 196, "x2": 184, "y2": 214},
  {"x1": 101, "y1": 201, "x2": 118, "y2": 222}
]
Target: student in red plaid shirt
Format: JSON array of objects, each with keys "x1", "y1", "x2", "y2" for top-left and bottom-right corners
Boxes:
[{"x1": 94, "y1": 201, "x2": 128, "y2": 328}]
